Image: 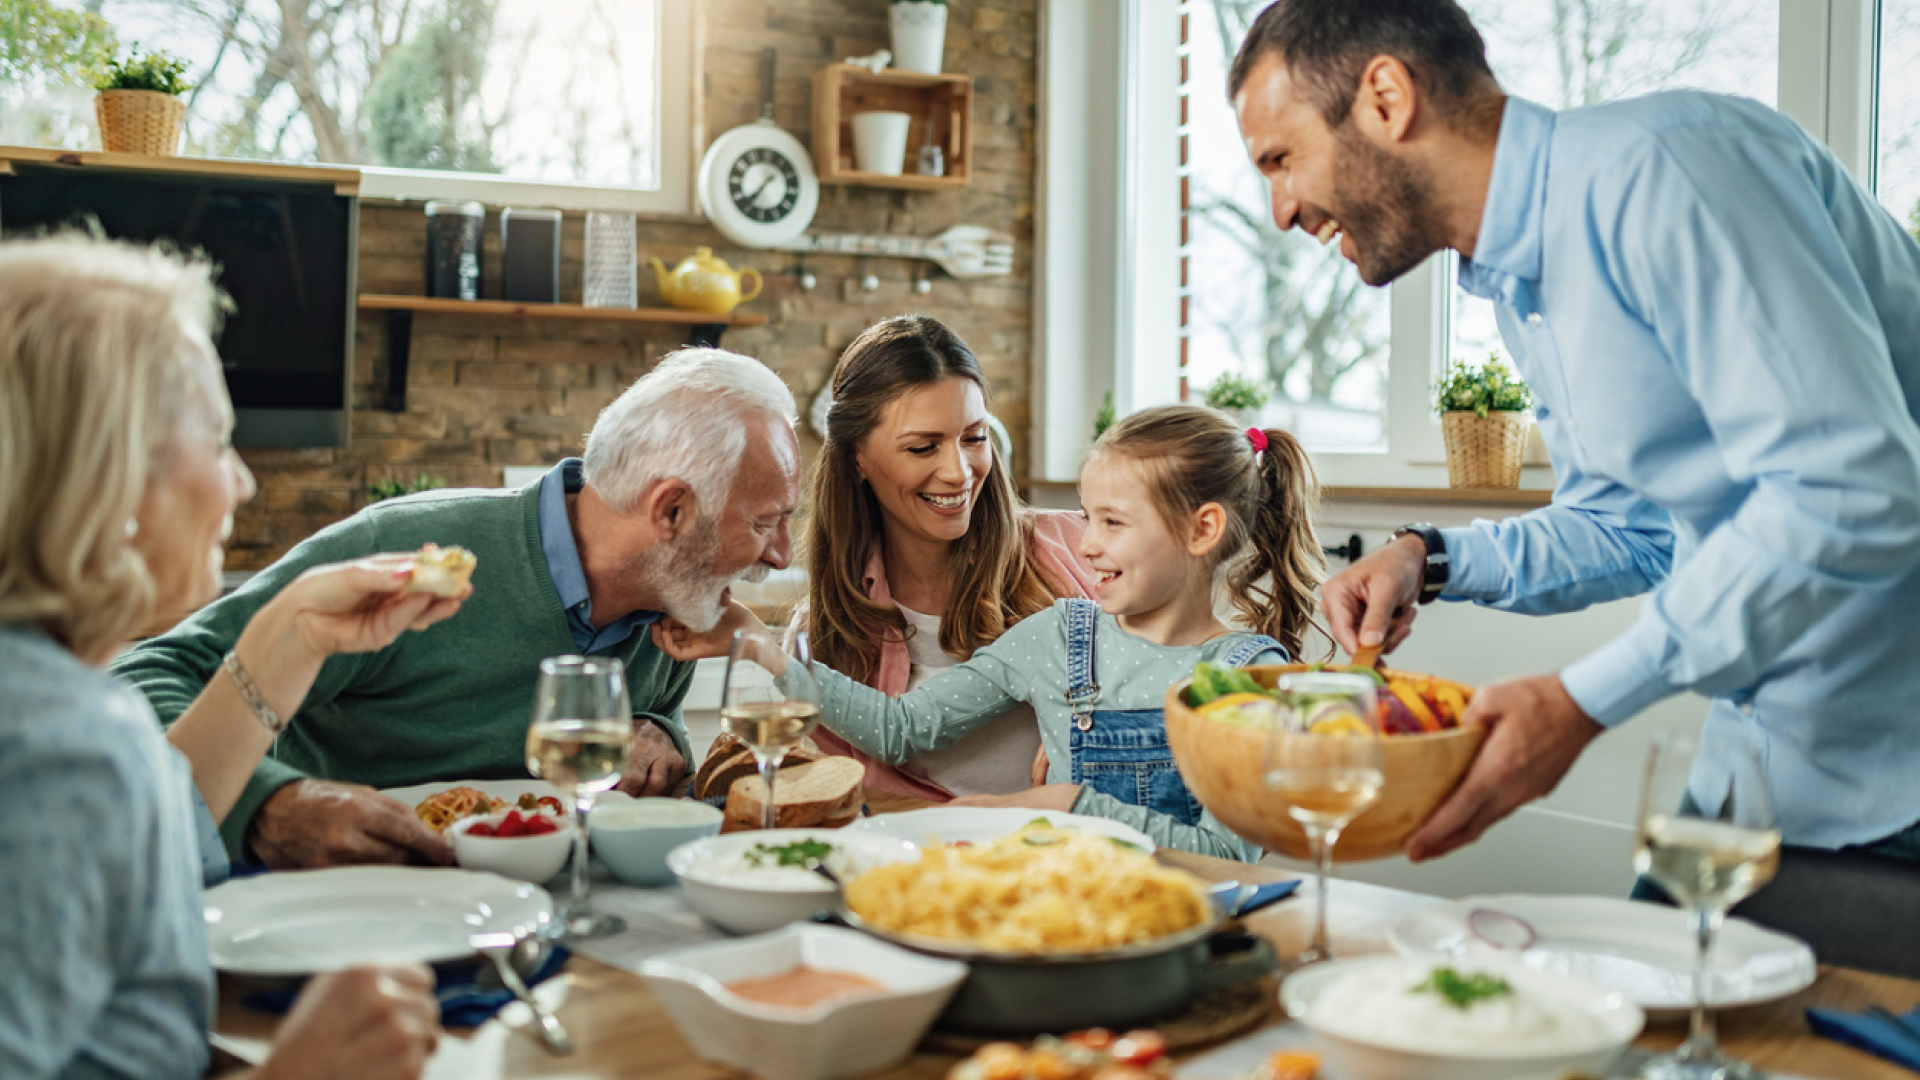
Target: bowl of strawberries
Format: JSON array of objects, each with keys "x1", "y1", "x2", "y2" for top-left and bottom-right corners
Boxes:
[{"x1": 449, "y1": 808, "x2": 573, "y2": 883}]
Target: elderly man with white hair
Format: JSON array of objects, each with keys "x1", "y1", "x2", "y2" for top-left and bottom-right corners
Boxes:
[{"x1": 115, "y1": 348, "x2": 801, "y2": 870}]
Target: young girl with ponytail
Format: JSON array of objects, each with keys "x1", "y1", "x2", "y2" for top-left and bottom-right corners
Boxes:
[{"x1": 655, "y1": 404, "x2": 1325, "y2": 859}]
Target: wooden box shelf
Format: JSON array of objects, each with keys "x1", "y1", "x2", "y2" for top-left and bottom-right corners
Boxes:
[{"x1": 812, "y1": 64, "x2": 972, "y2": 191}]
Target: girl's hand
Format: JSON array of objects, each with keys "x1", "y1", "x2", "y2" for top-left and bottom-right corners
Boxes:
[
  {"x1": 949, "y1": 784, "x2": 1082, "y2": 812},
  {"x1": 261, "y1": 555, "x2": 470, "y2": 665},
  {"x1": 651, "y1": 601, "x2": 774, "y2": 664}
]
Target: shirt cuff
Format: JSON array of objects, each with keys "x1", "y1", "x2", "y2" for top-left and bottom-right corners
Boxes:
[
  {"x1": 1559, "y1": 631, "x2": 1677, "y2": 728},
  {"x1": 1437, "y1": 525, "x2": 1508, "y2": 601},
  {"x1": 222, "y1": 758, "x2": 308, "y2": 865}
]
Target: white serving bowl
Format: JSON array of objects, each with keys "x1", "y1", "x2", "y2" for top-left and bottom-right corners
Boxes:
[
  {"x1": 448, "y1": 811, "x2": 573, "y2": 884},
  {"x1": 640, "y1": 924, "x2": 967, "y2": 1080},
  {"x1": 1280, "y1": 956, "x2": 1644, "y2": 1080},
  {"x1": 590, "y1": 797, "x2": 724, "y2": 886},
  {"x1": 667, "y1": 829, "x2": 920, "y2": 935}
]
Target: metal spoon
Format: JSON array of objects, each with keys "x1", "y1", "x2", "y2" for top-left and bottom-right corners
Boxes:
[{"x1": 470, "y1": 932, "x2": 573, "y2": 1056}]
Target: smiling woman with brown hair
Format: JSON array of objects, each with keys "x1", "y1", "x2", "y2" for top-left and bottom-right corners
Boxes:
[{"x1": 794, "y1": 315, "x2": 1096, "y2": 800}]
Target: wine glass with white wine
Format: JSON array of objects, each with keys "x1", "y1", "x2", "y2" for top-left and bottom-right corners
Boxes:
[
  {"x1": 525, "y1": 655, "x2": 633, "y2": 939},
  {"x1": 1635, "y1": 730, "x2": 1780, "y2": 1080},
  {"x1": 720, "y1": 629, "x2": 823, "y2": 830},
  {"x1": 1265, "y1": 671, "x2": 1385, "y2": 969}
]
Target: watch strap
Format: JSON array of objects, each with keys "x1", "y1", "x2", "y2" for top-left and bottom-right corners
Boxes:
[{"x1": 1393, "y1": 523, "x2": 1450, "y2": 605}]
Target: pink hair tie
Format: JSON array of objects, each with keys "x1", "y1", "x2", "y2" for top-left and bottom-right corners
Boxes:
[{"x1": 1246, "y1": 427, "x2": 1269, "y2": 453}]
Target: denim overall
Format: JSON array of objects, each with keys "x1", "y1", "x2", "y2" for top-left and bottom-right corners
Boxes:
[{"x1": 1063, "y1": 599, "x2": 1279, "y2": 826}]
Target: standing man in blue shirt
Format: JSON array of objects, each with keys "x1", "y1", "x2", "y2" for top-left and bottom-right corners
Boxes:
[{"x1": 1230, "y1": 0, "x2": 1920, "y2": 862}]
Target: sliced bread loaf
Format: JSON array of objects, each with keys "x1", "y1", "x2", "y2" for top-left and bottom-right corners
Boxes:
[
  {"x1": 721, "y1": 756, "x2": 864, "y2": 832},
  {"x1": 694, "y1": 732, "x2": 828, "y2": 802}
]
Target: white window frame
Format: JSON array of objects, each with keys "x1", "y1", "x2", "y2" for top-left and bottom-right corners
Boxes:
[
  {"x1": 1038, "y1": 0, "x2": 1884, "y2": 488},
  {"x1": 356, "y1": 0, "x2": 698, "y2": 215}
]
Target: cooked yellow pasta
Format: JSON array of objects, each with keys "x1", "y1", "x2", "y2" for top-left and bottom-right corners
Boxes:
[
  {"x1": 414, "y1": 786, "x2": 507, "y2": 834},
  {"x1": 843, "y1": 824, "x2": 1211, "y2": 953}
]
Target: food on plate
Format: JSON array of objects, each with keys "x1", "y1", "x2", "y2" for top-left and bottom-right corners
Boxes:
[
  {"x1": 946, "y1": 1027, "x2": 1287, "y2": 1080},
  {"x1": 721, "y1": 756, "x2": 864, "y2": 833},
  {"x1": 406, "y1": 542, "x2": 476, "y2": 598},
  {"x1": 592, "y1": 799, "x2": 721, "y2": 829},
  {"x1": 693, "y1": 731, "x2": 828, "y2": 800},
  {"x1": 464, "y1": 809, "x2": 561, "y2": 837},
  {"x1": 676, "y1": 834, "x2": 903, "y2": 891},
  {"x1": 414, "y1": 785, "x2": 508, "y2": 833},
  {"x1": 844, "y1": 820, "x2": 1209, "y2": 952},
  {"x1": 723, "y1": 965, "x2": 887, "y2": 1009},
  {"x1": 1186, "y1": 661, "x2": 1474, "y2": 736},
  {"x1": 1304, "y1": 960, "x2": 1615, "y2": 1055}
]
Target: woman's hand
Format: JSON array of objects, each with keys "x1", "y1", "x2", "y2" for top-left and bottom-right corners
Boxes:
[
  {"x1": 949, "y1": 784, "x2": 1082, "y2": 812},
  {"x1": 254, "y1": 964, "x2": 441, "y2": 1080},
  {"x1": 651, "y1": 602, "x2": 776, "y2": 666},
  {"x1": 267, "y1": 555, "x2": 470, "y2": 663}
]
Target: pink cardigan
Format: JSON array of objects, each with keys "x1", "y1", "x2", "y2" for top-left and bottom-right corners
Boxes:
[{"x1": 791, "y1": 510, "x2": 1098, "y2": 801}]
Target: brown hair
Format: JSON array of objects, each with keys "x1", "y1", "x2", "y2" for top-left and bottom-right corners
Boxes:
[
  {"x1": 1091, "y1": 405, "x2": 1324, "y2": 659},
  {"x1": 800, "y1": 315, "x2": 1062, "y2": 682}
]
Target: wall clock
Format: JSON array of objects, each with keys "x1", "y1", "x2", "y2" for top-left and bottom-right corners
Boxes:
[{"x1": 697, "y1": 49, "x2": 819, "y2": 249}]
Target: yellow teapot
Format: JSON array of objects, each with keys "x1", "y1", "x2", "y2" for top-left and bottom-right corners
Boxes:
[{"x1": 650, "y1": 247, "x2": 762, "y2": 315}]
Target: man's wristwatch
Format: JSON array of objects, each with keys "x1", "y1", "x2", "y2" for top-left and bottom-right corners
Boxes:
[{"x1": 1392, "y1": 523, "x2": 1449, "y2": 605}]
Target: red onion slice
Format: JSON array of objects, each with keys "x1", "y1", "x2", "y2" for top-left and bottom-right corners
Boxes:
[{"x1": 1467, "y1": 907, "x2": 1538, "y2": 951}]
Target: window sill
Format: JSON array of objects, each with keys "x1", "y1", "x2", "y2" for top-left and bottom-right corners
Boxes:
[{"x1": 1322, "y1": 486, "x2": 1552, "y2": 508}]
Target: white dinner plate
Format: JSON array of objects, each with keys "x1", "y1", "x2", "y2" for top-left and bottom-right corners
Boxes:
[
  {"x1": 1389, "y1": 894, "x2": 1817, "y2": 1016},
  {"x1": 848, "y1": 807, "x2": 1155, "y2": 853},
  {"x1": 203, "y1": 866, "x2": 553, "y2": 975}
]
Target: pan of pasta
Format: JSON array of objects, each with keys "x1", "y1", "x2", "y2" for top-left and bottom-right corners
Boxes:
[{"x1": 834, "y1": 820, "x2": 1279, "y2": 1033}]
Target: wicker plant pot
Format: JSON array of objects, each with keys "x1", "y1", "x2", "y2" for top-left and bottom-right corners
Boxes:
[
  {"x1": 1441, "y1": 410, "x2": 1530, "y2": 488},
  {"x1": 96, "y1": 90, "x2": 186, "y2": 156}
]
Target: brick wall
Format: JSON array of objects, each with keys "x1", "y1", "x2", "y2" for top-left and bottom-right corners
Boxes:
[{"x1": 230, "y1": 0, "x2": 1039, "y2": 570}]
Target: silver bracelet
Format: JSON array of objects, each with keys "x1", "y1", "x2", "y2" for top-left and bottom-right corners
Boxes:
[{"x1": 222, "y1": 650, "x2": 287, "y2": 735}]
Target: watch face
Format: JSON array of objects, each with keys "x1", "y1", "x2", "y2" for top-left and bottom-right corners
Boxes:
[{"x1": 728, "y1": 147, "x2": 801, "y2": 223}]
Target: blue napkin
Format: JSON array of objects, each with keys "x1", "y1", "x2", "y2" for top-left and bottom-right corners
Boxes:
[
  {"x1": 239, "y1": 945, "x2": 571, "y2": 1029},
  {"x1": 1806, "y1": 1004, "x2": 1920, "y2": 1073}
]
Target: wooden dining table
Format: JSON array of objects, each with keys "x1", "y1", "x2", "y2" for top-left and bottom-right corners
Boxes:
[{"x1": 212, "y1": 825, "x2": 1920, "y2": 1080}]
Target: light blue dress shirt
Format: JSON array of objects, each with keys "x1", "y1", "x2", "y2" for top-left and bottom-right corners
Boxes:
[
  {"x1": 537, "y1": 458, "x2": 661, "y2": 654},
  {"x1": 0, "y1": 627, "x2": 219, "y2": 1079},
  {"x1": 1447, "y1": 93, "x2": 1920, "y2": 848}
]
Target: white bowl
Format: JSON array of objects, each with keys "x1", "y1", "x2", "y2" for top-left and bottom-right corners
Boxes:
[
  {"x1": 667, "y1": 829, "x2": 920, "y2": 935},
  {"x1": 448, "y1": 811, "x2": 573, "y2": 884},
  {"x1": 590, "y1": 798, "x2": 724, "y2": 886},
  {"x1": 640, "y1": 924, "x2": 967, "y2": 1080},
  {"x1": 1280, "y1": 956, "x2": 1644, "y2": 1080}
]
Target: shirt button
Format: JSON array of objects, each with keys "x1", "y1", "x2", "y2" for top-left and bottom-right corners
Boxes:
[
  {"x1": 1526, "y1": 312, "x2": 1543, "y2": 326},
  {"x1": 1740, "y1": 703, "x2": 1754, "y2": 716}
]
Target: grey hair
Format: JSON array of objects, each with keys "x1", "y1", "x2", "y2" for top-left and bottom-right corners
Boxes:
[{"x1": 582, "y1": 347, "x2": 797, "y2": 515}]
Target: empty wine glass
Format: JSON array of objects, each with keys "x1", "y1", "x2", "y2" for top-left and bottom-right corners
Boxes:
[
  {"x1": 1635, "y1": 731, "x2": 1780, "y2": 1080},
  {"x1": 1265, "y1": 671, "x2": 1385, "y2": 968},
  {"x1": 525, "y1": 655, "x2": 633, "y2": 939},
  {"x1": 720, "y1": 630, "x2": 823, "y2": 830}
]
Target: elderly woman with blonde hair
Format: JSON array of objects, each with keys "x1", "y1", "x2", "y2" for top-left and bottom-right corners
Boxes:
[{"x1": 0, "y1": 233, "x2": 461, "y2": 1079}]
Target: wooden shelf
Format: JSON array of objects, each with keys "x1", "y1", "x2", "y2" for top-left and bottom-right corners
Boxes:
[
  {"x1": 0, "y1": 144, "x2": 360, "y2": 195},
  {"x1": 357, "y1": 295, "x2": 768, "y2": 412},
  {"x1": 357, "y1": 295, "x2": 768, "y2": 326},
  {"x1": 812, "y1": 64, "x2": 971, "y2": 190}
]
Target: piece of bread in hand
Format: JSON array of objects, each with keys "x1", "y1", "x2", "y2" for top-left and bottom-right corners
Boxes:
[
  {"x1": 407, "y1": 543, "x2": 476, "y2": 598},
  {"x1": 722, "y1": 756, "x2": 864, "y2": 832},
  {"x1": 694, "y1": 732, "x2": 828, "y2": 802}
]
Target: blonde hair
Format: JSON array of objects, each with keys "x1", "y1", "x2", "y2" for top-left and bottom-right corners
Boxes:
[
  {"x1": 1091, "y1": 405, "x2": 1325, "y2": 659},
  {"x1": 802, "y1": 315, "x2": 1064, "y2": 682},
  {"x1": 0, "y1": 232, "x2": 229, "y2": 658}
]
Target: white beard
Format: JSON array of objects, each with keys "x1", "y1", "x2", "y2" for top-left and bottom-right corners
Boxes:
[{"x1": 641, "y1": 522, "x2": 770, "y2": 632}]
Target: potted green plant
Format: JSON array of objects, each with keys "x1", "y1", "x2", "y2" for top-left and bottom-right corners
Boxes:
[
  {"x1": 1433, "y1": 355, "x2": 1533, "y2": 488},
  {"x1": 1202, "y1": 372, "x2": 1271, "y2": 429},
  {"x1": 94, "y1": 47, "x2": 192, "y2": 156},
  {"x1": 889, "y1": 0, "x2": 947, "y2": 74}
]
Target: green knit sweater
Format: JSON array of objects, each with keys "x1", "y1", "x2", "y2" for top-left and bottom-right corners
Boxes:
[{"x1": 112, "y1": 481, "x2": 695, "y2": 862}]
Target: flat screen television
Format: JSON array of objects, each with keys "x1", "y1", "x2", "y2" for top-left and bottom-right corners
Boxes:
[{"x1": 0, "y1": 163, "x2": 357, "y2": 447}]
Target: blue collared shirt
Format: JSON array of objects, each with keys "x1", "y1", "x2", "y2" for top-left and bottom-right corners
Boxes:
[
  {"x1": 1447, "y1": 93, "x2": 1920, "y2": 848},
  {"x1": 537, "y1": 459, "x2": 661, "y2": 654}
]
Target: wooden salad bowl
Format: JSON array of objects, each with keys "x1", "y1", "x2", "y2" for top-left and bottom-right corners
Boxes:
[{"x1": 1164, "y1": 664, "x2": 1486, "y2": 862}]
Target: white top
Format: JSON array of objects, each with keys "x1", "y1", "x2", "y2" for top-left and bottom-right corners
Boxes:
[{"x1": 894, "y1": 603, "x2": 1042, "y2": 797}]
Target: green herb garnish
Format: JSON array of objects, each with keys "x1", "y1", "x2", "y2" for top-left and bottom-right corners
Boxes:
[
  {"x1": 1412, "y1": 967, "x2": 1513, "y2": 1009},
  {"x1": 745, "y1": 839, "x2": 835, "y2": 868},
  {"x1": 1107, "y1": 837, "x2": 1145, "y2": 852}
]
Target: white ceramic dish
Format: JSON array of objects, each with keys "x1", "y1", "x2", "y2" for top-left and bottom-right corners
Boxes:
[
  {"x1": 591, "y1": 798, "x2": 724, "y2": 886},
  {"x1": 848, "y1": 807, "x2": 1155, "y2": 853},
  {"x1": 1389, "y1": 894, "x2": 1818, "y2": 1017},
  {"x1": 1281, "y1": 955, "x2": 1644, "y2": 1080},
  {"x1": 203, "y1": 867, "x2": 552, "y2": 975},
  {"x1": 668, "y1": 830, "x2": 921, "y2": 935},
  {"x1": 448, "y1": 811, "x2": 573, "y2": 883},
  {"x1": 640, "y1": 924, "x2": 967, "y2": 1080}
]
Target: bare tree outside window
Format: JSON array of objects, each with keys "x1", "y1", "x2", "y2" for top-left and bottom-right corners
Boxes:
[{"x1": 0, "y1": 0, "x2": 661, "y2": 189}]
